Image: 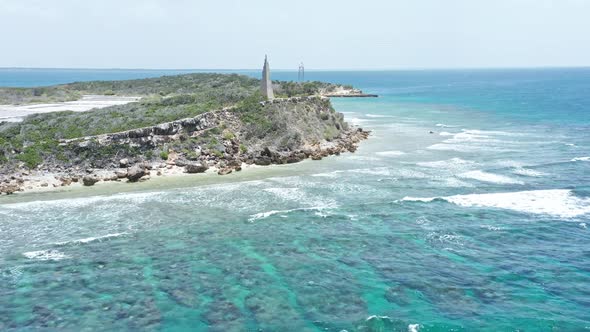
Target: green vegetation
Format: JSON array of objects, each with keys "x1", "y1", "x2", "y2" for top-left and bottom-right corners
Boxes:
[
  {"x1": 15, "y1": 145, "x2": 44, "y2": 168},
  {"x1": 160, "y1": 150, "x2": 169, "y2": 160},
  {"x1": 274, "y1": 81, "x2": 342, "y2": 98},
  {"x1": 223, "y1": 131, "x2": 235, "y2": 141},
  {"x1": 0, "y1": 73, "x2": 259, "y2": 104},
  {"x1": 239, "y1": 144, "x2": 247, "y2": 154}
]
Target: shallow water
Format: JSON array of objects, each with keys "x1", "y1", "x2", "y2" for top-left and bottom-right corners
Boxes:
[{"x1": 1, "y1": 69, "x2": 590, "y2": 331}]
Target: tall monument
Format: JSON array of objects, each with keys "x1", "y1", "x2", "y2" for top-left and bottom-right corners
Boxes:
[{"x1": 261, "y1": 55, "x2": 274, "y2": 100}]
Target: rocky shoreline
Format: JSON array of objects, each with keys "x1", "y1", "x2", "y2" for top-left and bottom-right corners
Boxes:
[
  {"x1": 0, "y1": 128, "x2": 369, "y2": 195},
  {"x1": 0, "y1": 97, "x2": 369, "y2": 195}
]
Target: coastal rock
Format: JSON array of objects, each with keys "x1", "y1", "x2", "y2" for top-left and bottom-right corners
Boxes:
[
  {"x1": 1, "y1": 184, "x2": 20, "y2": 195},
  {"x1": 119, "y1": 158, "x2": 129, "y2": 167},
  {"x1": 185, "y1": 162, "x2": 208, "y2": 174},
  {"x1": 60, "y1": 177, "x2": 73, "y2": 186},
  {"x1": 217, "y1": 168, "x2": 233, "y2": 176},
  {"x1": 116, "y1": 170, "x2": 128, "y2": 178},
  {"x1": 254, "y1": 157, "x2": 272, "y2": 166},
  {"x1": 127, "y1": 165, "x2": 146, "y2": 182},
  {"x1": 82, "y1": 175, "x2": 99, "y2": 186},
  {"x1": 311, "y1": 154, "x2": 323, "y2": 160}
]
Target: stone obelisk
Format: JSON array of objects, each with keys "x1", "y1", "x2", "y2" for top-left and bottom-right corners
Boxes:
[{"x1": 261, "y1": 55, "x2": 274, "y2": 100}]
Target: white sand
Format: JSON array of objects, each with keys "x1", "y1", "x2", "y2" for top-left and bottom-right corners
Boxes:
[{"x1": 0, "y1": 95, "x2": 141, "y2": 122}]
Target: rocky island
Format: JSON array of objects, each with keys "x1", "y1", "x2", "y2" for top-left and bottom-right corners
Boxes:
[{"x1": 0, "y1": 72, "x2": 370, "y2": 195}]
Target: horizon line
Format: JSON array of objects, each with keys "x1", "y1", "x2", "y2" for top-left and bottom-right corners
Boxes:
[{"x1": 1, "y1": 65, "x2": 590, "y2": 72}]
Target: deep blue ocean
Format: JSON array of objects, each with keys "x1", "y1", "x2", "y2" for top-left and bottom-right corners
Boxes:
[{"x1": 1, "y1": 68, "x2": 589, "y2": 331}]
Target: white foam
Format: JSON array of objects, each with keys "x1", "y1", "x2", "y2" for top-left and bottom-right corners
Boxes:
[
  {"x1": 248, "y1": 206, "x2": 330, "y2": 222},
  {"x1": 458, "y1": 170, "x2": 524, "y2": 185},
  {"x1": 402, "y1": 189, "x2": 590, "y2": 218},
  {"x1": 439, "y1": 131, "x2": 454, "y2": 136},
  {"x1": 349, "y1": 167, "x2": 392, "y2": 176},
  {"x1": 23, "y1": 249, "x2": 69, "y2": 261},
  {"x1": 311, "y1": 171, "x2": 342, "y2": 178},
  {"x1": 427, "y1": 143, "x2": 509, "y2": 153},
  {"x1": 366, "y1": 114, "x2": 393, "y2": 118},
  {"x1": 512, "y1": 167, "x2": 547, "y2": 177},
  {"x1": 346, "y1": 155, "x2": 382, "y2": 161},
  {"x1": 436, "y1": 123, "x2": 457, "y2": 128},
  {"x1": 54, "y1": 232, "x2": 127, "y2": 246},
  {"x1": 349, "y1": 117, "x2": 370, "y2": 125},
  {"x1": 375, "y1": 150, "x2": 406, "y2": 157},
  {"x1": 365, "y1": 315, "x2": 391, "y2": 322},
  {"x1": 462, "y1": 129, "x2": 527, "y2": 137},
  {"x1": 408, "y1": 324, "x2": 421, "y2": 332},
  {"x1": 1, "y1": 191, "x2": 163, "y2": 210},
  {"x1": 571, "y1": 156, "x2": 590, "y2": 162},
  {"x1": 417, "y1": 158, "x2": 475, "y2": 171}
]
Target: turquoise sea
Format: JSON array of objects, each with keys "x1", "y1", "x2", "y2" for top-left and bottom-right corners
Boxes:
[{"x1": 1, "y1": 68, "x2": 590, "y2": 331}]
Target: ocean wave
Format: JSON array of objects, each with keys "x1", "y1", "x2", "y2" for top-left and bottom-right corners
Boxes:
[
  {"x1": 311, "y1": 171, "x2": 343, "y2": 178},
  {"x1": 458, "y1": 170, "x2": 524, "y2": 185},
  {"x1": 417, "y1": 158, "x2": 475, "y2": 171},
  {"x1": 366, "y1": 114, "x2": 393, "y2": 118},
  {"x1": 512, "y1": 167, "x2": 547, "y2": 177},
  {"x1": 435, "y1": 123, "x2": 457, "y2": 128},
  {"x1": 53, "y1": 232, "x2": 127, "y2": 246},
  {"x1": 248, "y1": 206, "x2": 332, "y2": 222},
  {"x1": 1, "y1": 191, "x2": 163, "y2": 210},
  {"x1": 401, "y1": 189, "x2": 590, "y2": 218},
  {"x1": 375, "y1": 150, "x2": 406, "y2": 157},
  {"x1": 349, "y1": 167, "x2": 393, "y2": 176},
  {"x1": 439, "y1": 131, "x2": 455, "y2": 136},
  {"x1": 23, "y1": 249, "x2": 69, "y2": 261},
  {"x1": 571, "y1": 156, "x2": 590, "y2": 162},
  {"x1": 349, "y1": 117, "x2": 371, "y2": 125},
  {"x1": 461, "y1": 129, "x2": 528, "y2": 137},
  {"x1": 427, "y1": 143, "x2": 512, "y2": 153},
  {"x1": 346, "y1": 155, "x2": 382, "y2": 161}
]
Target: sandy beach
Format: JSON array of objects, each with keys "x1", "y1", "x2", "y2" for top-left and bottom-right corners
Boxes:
[{"x1": 0, "y1": 95, "x2": 141, "y2": 122}]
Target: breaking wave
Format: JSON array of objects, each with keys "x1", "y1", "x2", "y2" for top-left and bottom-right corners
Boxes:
[
  {"x1": 375, "y1": 150, "x2": 406, "y2": 157},
  {"x1": 401, "y1": 189, "x2": 590, "y2": 218},
  {"x1": 23, "y1": 249, "x2": 69, "y2": 261},
  {"x1": 53, "y1": 232, "x2": 128, "y2": 246},
  {"x1": 458, "y1": 170, "x2": 524, "y2": 185}
]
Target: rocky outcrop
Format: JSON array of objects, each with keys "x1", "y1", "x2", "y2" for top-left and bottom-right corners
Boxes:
[
  {"x1": 126, "y1": 165, "x2": 147, "y2": 182},
  {"x1": 185, "y1": 162, "x2": 208, "y2": 174},
  {"x1": 82, "y1": 175, "x2": 99, "y2": 186}
]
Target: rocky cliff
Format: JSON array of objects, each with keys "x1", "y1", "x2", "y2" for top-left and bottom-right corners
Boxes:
[{"x1": 0, "y1": 96, "x2": 369, "y2": 194}]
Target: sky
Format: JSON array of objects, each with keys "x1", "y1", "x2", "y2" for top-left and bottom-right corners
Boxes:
[{"x1": 1, "y1": 0, "x2": 590, "y2": 70}]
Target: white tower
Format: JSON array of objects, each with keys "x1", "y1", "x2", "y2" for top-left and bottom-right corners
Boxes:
[{"x1": 261, "y1": 55, "x2": 274, "y2": 100}]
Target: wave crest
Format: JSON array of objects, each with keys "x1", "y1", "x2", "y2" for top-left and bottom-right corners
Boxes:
[{"x1": 401, "y1": 189, "x2": 590, "y2": 218}]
